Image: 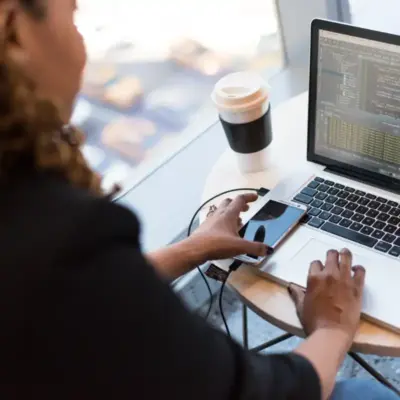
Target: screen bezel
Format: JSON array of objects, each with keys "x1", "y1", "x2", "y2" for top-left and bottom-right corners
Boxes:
[{"x1": 308, "y1": 19, "x2": 400, "y2": 192}]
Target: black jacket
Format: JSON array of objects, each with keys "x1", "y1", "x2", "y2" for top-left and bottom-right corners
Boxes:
[{"x1": 0, "y1": 172, "x2": 321, "y2": 399}]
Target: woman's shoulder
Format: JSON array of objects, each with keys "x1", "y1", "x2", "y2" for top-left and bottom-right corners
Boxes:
[{"x1": 0, "y1": 172, "x2": 142, "y2": 265}]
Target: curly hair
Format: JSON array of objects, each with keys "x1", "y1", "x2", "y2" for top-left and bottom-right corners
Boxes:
[{"x1": 0, "y1": 0, "x2": 104, "y2": 195}]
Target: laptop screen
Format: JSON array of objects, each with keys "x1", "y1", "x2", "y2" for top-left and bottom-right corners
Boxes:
[{"x1": 314, "y1": 29, "x2": 400, "y2": 180}]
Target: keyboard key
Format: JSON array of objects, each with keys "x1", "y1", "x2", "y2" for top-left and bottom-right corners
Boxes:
[
  {"x1": 389, "y1": 208, "x2": 400, "y2": 217},
  {"x1": 321, "y1": 203, "x2": 333, "y2": 211},
  {"x1": 366, "y1": 193, "x2": 377, "y2": 200},
  {"x1": 328, "y1": 187, "x2": 339, "y2": 195},
  {"x1": 362, "y1": 217, "x2": 375, "y2": 226},
  {"x1": 330, "y1": 215, "x2": 342, "y2": 224},
  {"x1": 315, "y1": 192, "x2": 328, "y2": 201},
  {"x1": 350, "y1": 222, "x2": 362, "y2": 231},
  {"x1": 311, "y1": 199, "x2": 323, "y2": 208},
  {"x1": 373, "y1": 221, "x2": 386, "y2": 230},
  {"x1": 301, "y1": 187, "x2": 317, "y2": 197},
  {"x1": 320, "y1": 212, "x2": 332, "y2": 220},
  {"x1": 372, "y1": 230, "x2": 385, "y2": 239},
  {"x1": 361, "y1": 226, "x2": 374, "y2": 235},
  {"x1": 388, "y1": 216, "x2": 400, "y2": 225},
  {"x1": 308, "y1": 181, "x2": 320, "y2": 189},
  {"x1": 345, "y1": 186, "x2": 355, "y2": 193},
  {"x1": 384, "y1": 224, "x2": 397, "y2": 234},
  {"x1": 367, "y1": 209, "x2": 379, "y2": 218},
  {"x1": 342, "y1": 210, "x2": 354, "y2": 219},
  {"x1": 308, "y1": 218, "x2": 324, "y2": 228},
  {"x1": 315, "y1": 177, "x2": 324, "y2": 183},
  {"x1": 337, "y1": 191, "x2": 349, "y2": 199},
  {"x1": 383, "y1": 234, "x2": 396, "y2": 243},
  {"x1": 331, "y1": 206, "x2": 344, "y2": 215},
  {"x1": 388, "y1": 201, "x2": 399, "y2": 208},
  {"x1": 377, "y1": 197, "x2": 387, "y2": 203},
  {"x1": 326, "y1": 196, "x2": 338, "y2": 204},
  {"x1": 355, "y1": 190, "x2": 366, "y2": 196},
  {"x1": 395, "y1": 237, "x2": 400, "y2": 246},
  {"x1": 339, "y1": 219, "x2": 352, "y2": 228},
  {"x1": 325, "y1": 180, "x2": 334, "y2": 186},
  {"x1": 293, "y1": 194, "x2": 313, "y2": 205},
  {"x1": 302, "y1": 215, "x2": 312, "y2": 224},
  {"x1": 348, "y1": 194, "x2": 360, "y2": 202},
  {"x1": 321, "y1": 222, "x2": 378, "y2": 248},
  {"x1": 318, "y1": 184, "x2": 330, "y2": 193},
  {"x1": 358, "y1": 198, "x2": 370, "y2": 206},
  {"x1": 351, "y1": 214, "x2": 363, "y2": 223},
  {"x1": 368, "y1": 201, "x2": 380, "y2": 209},
  {"x1": 377, "y1": 213, "x2": 389, "y2": 222},
  {"x1": 308, "y1": 208, "x2": 321, "y2": 217},
  {"x1": 389, "y1": 246, "x2": 400, "y2": 257},
  {"x1": 346, "y1": 203, "x2": 358, "y2": 211},
  {"x1": 396, "y1": 229, "x2": 400, "y2": 237},
  {"x1": 356, "y1": 206, "x2": 368, "y2": 214},
  {"x1": 334, "y1": 183, "x2": 345, "y2": 189},
  {"x1": 378, "y1": 204, "x2": 391, "y2": 213},
  {"x1": 375, "y1": 241, "x2": 391, "y2": 253},
  {"x1": 336, "y1": 199, "x2": 348, "y2": 207}
]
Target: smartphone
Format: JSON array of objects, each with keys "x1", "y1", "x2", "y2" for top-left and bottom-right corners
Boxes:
[{"x1": 234, "y1": 200, "x2": 307, "y2": 265}]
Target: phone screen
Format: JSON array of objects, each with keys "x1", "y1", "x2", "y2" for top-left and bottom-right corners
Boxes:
[{"x1": 239, "y1": 200, "x2": 305, "y2": 261}]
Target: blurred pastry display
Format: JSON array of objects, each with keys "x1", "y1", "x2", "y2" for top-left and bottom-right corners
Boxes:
[
  {"x1": 146, "y1": 84, "x2": 197, "y2": 112},
  {"x1": 103, "y1": 76, "x2": 143, "y2": 109},
  {"x1": 102, "y1": 117, "x2": 156, "y2": 160},
  {"x1": 194, "y1": 52, "x2": 229, "y2": 76},
  {"x1": 81, "y1": 64, "x2": 117, "y2": 97},
  {"x1": 82, "y1": 144, "x2": 106, "y2": 168},
  {"x1": 71, "y1": 99, "x2": 92, "y2": 126},
  {"x1": 169, "y1": 39, "x2": 207, "y2": 69}
]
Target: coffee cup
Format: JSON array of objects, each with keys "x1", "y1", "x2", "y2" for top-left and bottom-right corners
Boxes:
[{"x1": 211, "y1": 72, "x2": 272, "y2": 173}]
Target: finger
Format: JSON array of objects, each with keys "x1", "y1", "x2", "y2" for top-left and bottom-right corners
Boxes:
[
  {"x1": 352, "y1": 265, "x2": 366, "y2": 293},
  {"x1": 339, "y1": 248, "x2": 352, "y2": 279},
  {"x1": 233, "y1": 238, "x2": 272, "y2": 257},
  {"x1": 227, "y1": 194, "x2": 258, "y2": 216},
  {"x1": 206, "y1": 205, "x2": 217, "y2": 218},
  {"x1": 308, "y1": 260, "x2": 323, "y2": 277},
  {"x1": 218, "y1": 198, "x2": 232, "y2": 210},
  {"x1": 288, "y1": 284, "x2": 305, "y2": 314},
  {"x1": 324, "y1": 249, "x2": 340, "y2": 277}
]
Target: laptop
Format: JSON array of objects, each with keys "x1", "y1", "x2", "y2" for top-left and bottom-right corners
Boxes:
[{"x1": 259, "y1": 19, "x2": 400, "y2": 333}]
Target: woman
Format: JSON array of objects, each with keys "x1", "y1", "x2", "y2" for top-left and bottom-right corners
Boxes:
[{"x1": 0, "y1": 1, "x2": 398, "y2": 399}]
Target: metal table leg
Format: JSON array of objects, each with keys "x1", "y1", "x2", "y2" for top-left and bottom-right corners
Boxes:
[
  {"x1": 242, "y1": 303, "x2": 249, "y2": 350},
  {"x1": 348, "y1": 352, "x2": 400, "y2": 396}
]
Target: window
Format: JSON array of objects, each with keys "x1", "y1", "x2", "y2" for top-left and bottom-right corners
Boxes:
[
  {"x1": 350, "y1": 0, "x2": 400, "y2": 35},
  {"x1": 74, "y1": 0, "x2": 283, "y2": 192}
]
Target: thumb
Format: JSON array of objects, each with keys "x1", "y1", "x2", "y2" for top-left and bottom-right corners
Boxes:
[
  {"x1": 235, "y1": 238, "x2": 272, "y2": 258},
  {"x1": 288, "y1": 284, "x2": 305, "y2": 311}
]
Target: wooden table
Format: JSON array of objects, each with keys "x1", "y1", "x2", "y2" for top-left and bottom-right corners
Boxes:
[{"x1": 201, "y1": 92, "x2": 400, "y2": 358}]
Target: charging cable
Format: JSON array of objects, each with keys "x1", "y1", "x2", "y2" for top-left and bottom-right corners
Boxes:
[{"x1": 187, "y1": 187, "x2": 270, "y2": 322}]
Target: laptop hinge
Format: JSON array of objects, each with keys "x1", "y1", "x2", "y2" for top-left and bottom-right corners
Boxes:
[{"x1": 324, "y1": 165, "x2": 400, "y2": 195}]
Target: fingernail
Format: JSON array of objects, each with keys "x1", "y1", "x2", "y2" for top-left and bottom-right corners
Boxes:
[{"x1": 267, "y1": 246, "x2": 274, "y2": 256}]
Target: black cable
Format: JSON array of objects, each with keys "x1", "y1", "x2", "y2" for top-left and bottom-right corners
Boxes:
[
  {"x1": 219, "y1": 270, "x2": 232, "y2": 339},
  {"x1": 187, "y1": 188, "x2": 262, "y2": 321}
]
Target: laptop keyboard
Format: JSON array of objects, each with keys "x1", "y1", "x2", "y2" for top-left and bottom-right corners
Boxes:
[{"x1": 292, "y1": 177, "x2": 400, "y2": 258}]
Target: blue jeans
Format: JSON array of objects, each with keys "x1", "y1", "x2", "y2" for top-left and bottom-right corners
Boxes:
[{"x1": 331, "y1": 380, "x2": 399, "y2": 400}]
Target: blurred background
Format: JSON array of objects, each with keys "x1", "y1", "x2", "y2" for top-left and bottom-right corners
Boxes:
[{"x1": 73, "y1": 0, "x2": 283, "y2": 191}]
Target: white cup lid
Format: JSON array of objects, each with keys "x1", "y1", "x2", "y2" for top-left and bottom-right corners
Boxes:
[{"x1": 211, "y1": 71, "x2": 269, "y2": 114}]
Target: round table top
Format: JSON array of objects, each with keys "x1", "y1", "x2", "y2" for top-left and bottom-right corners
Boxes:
[{"x1": 201, "y1": 92, "x2": 400, "y2": 356}]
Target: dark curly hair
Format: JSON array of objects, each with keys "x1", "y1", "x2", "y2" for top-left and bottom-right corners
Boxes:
[{"x1": 0, "y1": 0, "x2": 104, "y2": 195}]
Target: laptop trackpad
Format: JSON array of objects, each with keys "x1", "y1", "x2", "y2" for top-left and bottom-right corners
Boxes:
[{"x1": 275, "y1": 238, "x2": 400, "y2": 330}]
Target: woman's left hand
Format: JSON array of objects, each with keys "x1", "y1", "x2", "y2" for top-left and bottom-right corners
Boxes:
[{"x1": 191, "y1": 193, "x2": 270, "y2": 262}]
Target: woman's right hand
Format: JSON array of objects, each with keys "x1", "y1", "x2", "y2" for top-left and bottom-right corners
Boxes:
[{"x1": 288, "y1": 249, "x2": 366, "y2": 341}]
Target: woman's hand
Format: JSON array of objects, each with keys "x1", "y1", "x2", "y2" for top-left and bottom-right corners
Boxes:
[
  {"x1": 191, "y1": 193, "x2": 271, "y2": 262},
  {"x1": 289, "y1": 249, "x2": 366, "y2": 341}
]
